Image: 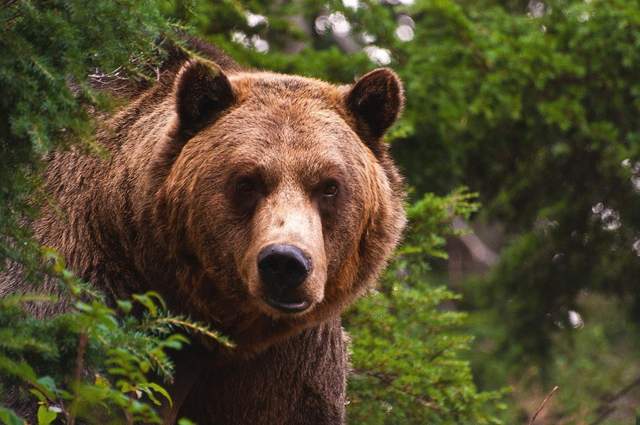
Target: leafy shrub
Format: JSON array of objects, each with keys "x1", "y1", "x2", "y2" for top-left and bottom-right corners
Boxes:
[{"x1": 346, "y1": 190, "x2": 506, "y2": 424}]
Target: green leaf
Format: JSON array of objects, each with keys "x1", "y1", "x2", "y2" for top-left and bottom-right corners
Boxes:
[
  {"x1": 0, "y1": 407, "x2": 24, "y2": 425},
  {"x1": 117, "y1": 300, "x2": 133, "y2": 313},
  {"x1": 36, "y1": 405, "x2": 57, "y2": 425},
  {"x1": 36, "y1": 377, "x2": 58, "y2": 396},
  {"x1": 146, "y1": 382, "x2": 173, "y2": 406},
  {"x1": 132, "y1": 293, "x2": 159, "y2": 317}
]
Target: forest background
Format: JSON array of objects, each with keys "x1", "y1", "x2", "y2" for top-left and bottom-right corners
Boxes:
[{"x1": 2, "y1": 0, "x2": 640, "y2": 424}]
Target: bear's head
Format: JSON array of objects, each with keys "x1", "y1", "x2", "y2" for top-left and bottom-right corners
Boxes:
[{"x1": 150, "y1": 60, "x2": 406, "y2": 352}]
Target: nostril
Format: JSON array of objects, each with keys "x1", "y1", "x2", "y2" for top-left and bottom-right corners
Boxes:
[{"x1": 258, "y1": 244, "x2": 311, "y2": 291}]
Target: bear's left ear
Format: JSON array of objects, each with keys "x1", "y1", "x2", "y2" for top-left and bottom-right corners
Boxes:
[
  {"x1": 345, "y1": 68, "x2": 404, "y2": 144},
  {"x1": 174, "y1": 59, "x2": 235, "y2": 138}
]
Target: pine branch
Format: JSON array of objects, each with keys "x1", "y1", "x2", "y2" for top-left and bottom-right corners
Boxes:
[{"x1": 152, "y1": 317, "x2": 235, "y2": 348}]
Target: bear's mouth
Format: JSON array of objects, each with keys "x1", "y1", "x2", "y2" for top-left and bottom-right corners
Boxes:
[{"x1": 264, "y1": 297, "x2": 310, "y2": 314}]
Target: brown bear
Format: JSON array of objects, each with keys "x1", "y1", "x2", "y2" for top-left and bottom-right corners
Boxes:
[{"x1": 0, "y1": 43, "x2": 406, "y2": 424}]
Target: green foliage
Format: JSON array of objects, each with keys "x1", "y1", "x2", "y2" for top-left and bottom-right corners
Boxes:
[
  {"x1": 358, "y1": 5, "x2": 640, "y2": 419},
  {"x1": 0, "y1": 407, "x2": 23, "y2": 425},
  {"x1": 370, "y1": 0, "x2": 640, "y2": 421},
  {"x1": 400, "y1": 189, "x2": 479, "y2": 259},
  {"x1": 546, "y1": 295, "x2": 640, "y2": 424},
  {"x1": 0, "y1": 251, "x2": 229, "y2": 424},
  {"x1": 0, "y1": 0, "x2": 170, "y2": 270},
  {"x1": 346, "y1": 285, "x2": 505, "y2": 425},
  {"x1": 384, "y1": 0, "x2": 640, "y2": 363},
  {"x1": 345, "y1": 189, "x2": 506, "y2": 424}
]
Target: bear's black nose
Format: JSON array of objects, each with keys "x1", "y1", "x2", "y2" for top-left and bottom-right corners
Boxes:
[{"x1": 258, "y1": 244, "x2": 311, "y2": 311}]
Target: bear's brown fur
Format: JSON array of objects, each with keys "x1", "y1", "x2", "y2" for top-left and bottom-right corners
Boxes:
[{"x1": 0, "y1": 44, "x2": 406, "y2": 424}]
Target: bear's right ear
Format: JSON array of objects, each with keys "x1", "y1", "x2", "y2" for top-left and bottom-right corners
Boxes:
[{"x1": 174, "y1": 60, "x2": 235, "y2": 138}]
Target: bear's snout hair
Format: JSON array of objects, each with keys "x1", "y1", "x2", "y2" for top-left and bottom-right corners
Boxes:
[{"x1": 239, "y1": 183, "x2": 328, "y2": 318}]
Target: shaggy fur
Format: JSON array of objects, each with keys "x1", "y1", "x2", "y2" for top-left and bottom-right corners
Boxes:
[{"x1": 0, "y1": 43, "x2": 406, "y2": 424}]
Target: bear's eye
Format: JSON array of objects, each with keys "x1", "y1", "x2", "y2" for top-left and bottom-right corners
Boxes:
[
  {"x1": 321, "y1": 181, "x2": 339, "y2": 197},
  {"x1": 236, "y1": 177, "x2": 258, "y2": 194},
  {"x1": 230, "y1": 175, "x2": 264, "y2": 214}
]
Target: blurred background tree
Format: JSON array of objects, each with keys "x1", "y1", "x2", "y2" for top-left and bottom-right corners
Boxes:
[{"x1": 3, "y1": 0, "x2": 640, "y2": 423}]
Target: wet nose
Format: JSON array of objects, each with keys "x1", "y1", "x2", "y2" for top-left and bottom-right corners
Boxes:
[{"x1": 258, "y1": 244, "x2": 311, "y2": 293}]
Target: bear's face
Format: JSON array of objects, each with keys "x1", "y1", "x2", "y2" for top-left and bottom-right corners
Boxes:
[{"x1": 154, "y1": 61, "x2": 405, "y2": 349}]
